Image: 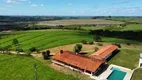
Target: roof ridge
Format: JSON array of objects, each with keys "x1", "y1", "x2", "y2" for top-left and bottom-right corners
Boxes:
[
  {"x1": 63, "y1": 51, "x2": 104, "y2": 62},
  {"x1": 91, "y1": 45, "x2": 116, "y2": 56}
]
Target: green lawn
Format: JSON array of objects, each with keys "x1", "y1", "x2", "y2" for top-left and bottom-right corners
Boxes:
[
  {"x1": 132, "y1": 68, "x2": 142, "y2": 80},
  {"x1": 108, "y1": 49, "x2": 141, "y2": 69},
  {"x1": 0, "y1": 54, "x2": 78, "y2": 80}
]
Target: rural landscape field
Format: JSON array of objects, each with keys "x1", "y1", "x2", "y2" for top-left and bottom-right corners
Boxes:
[{"x1": 1, "y1": 0, "x2": 142, "y2": 80}]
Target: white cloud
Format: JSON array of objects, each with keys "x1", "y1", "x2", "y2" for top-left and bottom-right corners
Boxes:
[
  {"x1": 18, "y1": 0, "x2": 29, "y2": 1},
  {"x1": 68, "y1": 3, "x2": 72, "y2": 6},
  {"x1": 4, "y1": 0, "x2": 30, "y2": 4},
  {"x1": 80, "y1": 9, "x2": 84, "y2": 13},
  {"x1": 79, "y1": 8, "x2": 90, "y2": 13},
  {"x1": 4, "y1": 0, "x2": 17, "y2": 4},
  {"x1": 40, "y1": 4, "x2": 44, "y2": 7},
  {"x1": 31, "y1": 4, "x2": 38, "y2": 7},
  {"x1": 28, "y1": 1, "x2": 31, "y2": 4},
  {"x1": 30, "y1": 4, "x2": 44, "y2": 7}
]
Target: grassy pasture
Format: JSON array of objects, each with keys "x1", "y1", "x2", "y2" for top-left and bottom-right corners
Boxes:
[
  {"x1": 81, "y1": 24, "x2": 142, "y2": 31},
  {"x1": 121, "y1": 24, "x2": 142, "y2": 31},
  {"x1": 110, "y1": 17, "x2": 142, "y2": 23},
  {"x1": 0, "y1": 30, "x2": 142, "y2": 52},
  {"x1": 37, "y1": 19, "x2": 124, "y2": 26},
  {"x1": 0, "y1": 54, "x2": 78, "y2": 80}
]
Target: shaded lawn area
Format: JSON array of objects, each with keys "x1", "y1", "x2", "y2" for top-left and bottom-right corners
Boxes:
[
  {"x1": 132, "y1": 68, "x2": 142, "y2": 80},
  {"x1": 108, "y1": 49, "x2": 141, "y2": 69},
  {"x1": 0, "y1": 54, "x2": 78, "y2": 80}
]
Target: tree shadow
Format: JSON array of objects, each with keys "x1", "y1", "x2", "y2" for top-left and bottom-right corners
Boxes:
[
  {"x1": 79, "y1": 52, "x2": 87, "y2": 55},
  {"x1": 94, "y1": 63, "x2": 109, "y2": 76},
  {"x1": 106, "y1": 50, "x2": 120, "y2": 62}
]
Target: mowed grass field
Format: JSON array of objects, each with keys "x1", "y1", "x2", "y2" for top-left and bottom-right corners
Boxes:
[
  {"x1": 0, "y1": 54, "x2": 78, "y2": 80},
  {"x1": 0, "y1": 30, "x2": 141, "y2": 52},
  {"x1": 108, "y1": 49, "x2": 141, "y2": 69},
  {"x1": 37, "y1": 19, "x2": 124, "y2": 26},
  {"x1": 0, "y1": 30, "x2": 93, "y2": 51}
]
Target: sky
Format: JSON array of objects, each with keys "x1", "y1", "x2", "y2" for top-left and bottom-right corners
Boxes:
[{"x1": 0, "y1": 0, "x2": 142, "y2": 16}]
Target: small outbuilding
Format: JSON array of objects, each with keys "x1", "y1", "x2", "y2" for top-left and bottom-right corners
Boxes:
[
  {"x1": 139, "y1": 53, "x2": 142, "y2": 67},
  {"x1": 90, "y1": 45, "x2": 118, "y2": 60}
]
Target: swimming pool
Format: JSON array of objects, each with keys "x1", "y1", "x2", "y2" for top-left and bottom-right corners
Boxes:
[
  {"x1": 111, "y1": 67, "x2": 120, "y2": 71},
  {"x1": 107, "y1": 67, "x2": 126, "y2": 80}
]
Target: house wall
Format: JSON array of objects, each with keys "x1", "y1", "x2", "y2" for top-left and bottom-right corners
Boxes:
[{"x1": 52, "y1": 59, "x2": 94, "y2": 76}]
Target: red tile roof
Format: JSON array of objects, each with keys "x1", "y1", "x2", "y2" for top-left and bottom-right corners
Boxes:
[
  {"x1": 52, "y1": 51, "x2": 105, "y2": 72},
  {"x1": 90, "y1": 45, "x2": 118, "y2": 60}
]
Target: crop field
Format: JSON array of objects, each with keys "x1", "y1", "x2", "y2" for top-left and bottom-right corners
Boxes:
[
  {"x1": 37, "y1": 19, "x2": 124, "y2": 26},
  {"x1": 0, "y1": 30, "x2": 93, "y2": 51},
  {"x1": 121, "y1": 24, "x2": 142, "y2": 31},
  {"x1": 81, "y1": 24, "x2": 142, "y2": 31},
  {"x1": 0, "y1": 30, "x2": 141, "y2": 52},
  {"x1": 0, "y1": 54, "x2": 78, "y2": 80},
  {"x1": 110, "y1": 17, "x2": 142, "y2": 23}
]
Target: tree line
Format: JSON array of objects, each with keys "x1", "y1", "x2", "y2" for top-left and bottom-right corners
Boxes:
[{"x1": 89, "y1": 30, "x2": 142, "y2": 42}]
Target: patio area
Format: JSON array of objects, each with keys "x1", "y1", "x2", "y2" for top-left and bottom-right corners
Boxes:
[{"x1": 97, "y1": 64, "x2": 134, "y2": 80}]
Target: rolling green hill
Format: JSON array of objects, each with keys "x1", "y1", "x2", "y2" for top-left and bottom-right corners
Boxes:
[
  {"x1": 0, "y1": 54, "x2": 78, "y2": 80},
  {"x1": 0, "y1": 30, "x2": 93, "y2": 52},
  {"x1": 0, "y1": 30, "x2": 141, "y2": 52}
]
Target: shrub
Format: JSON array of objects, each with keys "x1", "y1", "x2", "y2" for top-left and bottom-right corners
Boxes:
[
  {"x1": 42, "y1": 50, "x2": 50, "y2": 59},
  {"x1": 126, "y1": 43, "x2": 131, "y2": 45},
  {"x1": 96, "y1": 43, "x2": 103, "y2": 46},
  {"x1": 27, "y1": 52, "x2": 31, "y2": 56},
  {"x1": 112, "y1": 43, "x2": 121, "y2": 48},
  {"x1": 81, "y1": 40, "x2": 87, "y2": 44},
  {"x1": 93, "y1": 35, "x2": 101, "y2": 42},
  {"x1": 29, "y1": 47, "x2": 36, "y2": 52},
  {"x1": 89, "y1": 41, "x2": 94, "y2": 45},
  {"x1": 16, "y1": 48, "x2": 24, "y2": 54},
  {"x1": 94, "y1": 47, "x2": 99, "y2": 52},
  {"x1": 13, "y1": 39, "x2": 19, "y2": 45},
  {"x1": 74, "y1": 44, "x2": 82, "y2": 53}
]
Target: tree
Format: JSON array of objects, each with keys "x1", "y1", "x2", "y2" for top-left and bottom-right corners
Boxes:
[
  {"x1": 108, "y1": 15, "x2": 111, "y2": 18},
  {"x1": 94, "y1": 47, "x2": 99, "y2": 52},
  {"x1": 29, "y1": 47, "x2": 37, "y2": 52},
  {"x1": 4, "y1": 45, "x2": 11, "y2": 54},
  {"x1": 74, "y1": 44, "x2": 82, "y2": 53},
  {"x1": 89, "y1": 41, "x2": 94, "y2": 45},
  {"x1": 16, "y1": 48, "x2": 24, "y2": 54},
  {"x1": 112, "y1": 43, "x2": 121, "y2": 48},
  {"x1": 81, "y1": 40, "x2": 87, "y2": 44},
  {"x1": 42, "y1": 50, "x2": 50, "y2": 59},
  {"x1": 96, "y1": 43, "x2": 103, "y2": 46},
  {"x1": 93, "y1": 35, "x2": 101, "y2": 42},
  {"x1": 13, "y1": 39, "x2": 19, "y2": 45}
]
